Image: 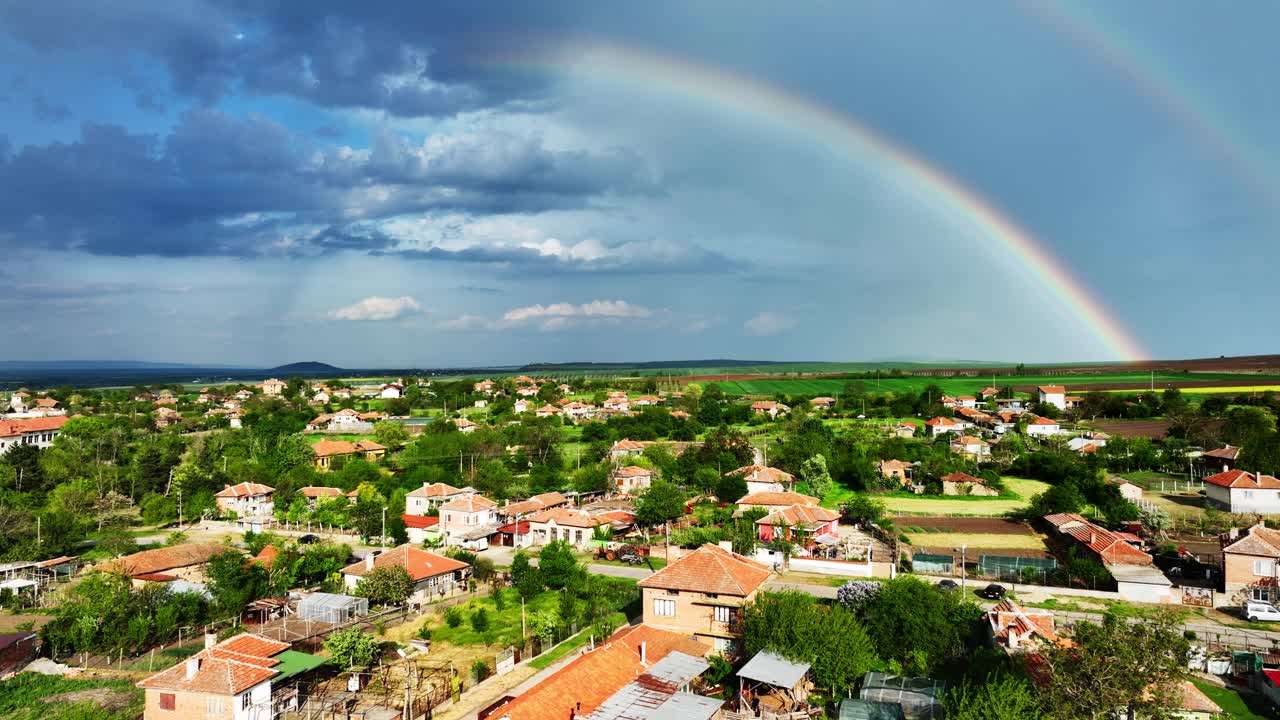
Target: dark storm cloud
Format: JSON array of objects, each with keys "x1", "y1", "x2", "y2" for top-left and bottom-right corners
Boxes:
[
  {"x1": 0, "y1": 107, "x2": 656, "y2": 258},
  {"x1": 378, "y1": 241, "x2": 747, "y2": 276}
]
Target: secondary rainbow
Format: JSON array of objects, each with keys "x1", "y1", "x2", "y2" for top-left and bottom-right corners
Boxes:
[
  {"x1": 1018, "y1": 1, "x2": 1280, "y2": 210},
  {"x1": 480, "y1": 42, "x2": 1147, "y2": 361}
]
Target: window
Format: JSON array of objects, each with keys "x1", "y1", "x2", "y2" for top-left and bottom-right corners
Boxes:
[
  {"x1": 1252, "y1": 587, "x2": 1275, "y2": 602},
  {"x1": 714, "y1": 606, "x2": 732, "y2": 624},
  {"x1": 242, "y1": 693, "x2": 253, "y2": 710},
  {"x1": 159, "y1": 694, "x2": 175, "y2": 711},
  {"x1": 653, "y1": 598, "x2": 676, "y2": 617},
  {"x1": 206, "y1": 697, "x2": 223, "y2": 716},
  {"x1": 1255, "y1": 559, "x2": 1275, "y2": 577}
]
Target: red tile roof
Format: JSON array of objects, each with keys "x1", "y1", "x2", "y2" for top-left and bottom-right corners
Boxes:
[
  {"x1": 1061, "y1": 523, "x2": 1152, "y2": 566},
  {"x1": 1204, "y1": 469, "x2": 1280, "y2": 490},
  {"x1": 1030, "y1": 417, "x2": 1059, "y2": 426},
  {"x1": 439, "y1": 494, "x2": 497, "y2": 513},
  {"x1": 611, "y1": 439, "x2": 645, "y2": 451},
  {"x1": 215, "y1": 481, "x2": 274, "y2": 498},
  {"x1": 1203, "y1": 445, "x2": 1241, "y2": 461},
  {"x1": 942, "y1": 471, "x2": 986, "y2": 485},
  {"x1": 638, "y1": 544, "x2": 770, "y2": 597},
  {"x1": 924, "y1": 416, "x2": 957, "y2": 427},
  {"x1": 406, "y1": 482, "x2": 463, "y2": 499},
  {"x1": 736, "y1": 491, "x2": 819, "y2": 507},
  {"x1": 138, "y1": 633, "x2": 290, "y2": 695},
  {"x1": 299, "y1": 486, "x2": 343, "y2": 498},
  {"x1": 1038, "y1": 385, "x2": 1066, "y2": 394},
  {"x1": 401, "y1": 514, "x2": 441, "y2": 530},
  {"x1": 341, "y1": 544, "x2": 468, "y2": 582},
  {"x1": 106, "y1": 542, "x2": 228, "y2": 577},
  {"x1": 988, "y1": 598, "x2": 1057, "y2": 643},
  {"x1": 252, "y1": 545, "x2": 279, "y2": 569},
  {"x1": 757, "y1": 504, "x2": 840, "y2": 527},
  {"x1": 0, "y1": 415, "x2": 69, "y2": 438}
]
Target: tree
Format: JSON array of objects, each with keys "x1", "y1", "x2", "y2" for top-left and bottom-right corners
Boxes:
[
  {"x1": 537, "y1": 541, "x2": 580, "y2": 590},
  {"x1": 841, "y1": 494, "x2": 886, "y2": 527},
  {"x1": 863, "y1": 576, "x2": 977, "y2": 674},
  {"x1": 944, "y1": 673, "x2": 1044, "y2": 720},
  {"x1": 1037, "y1": 611, "x2": 1190, "y2": 720},
  {"x1": 635, "y1": 480, "x2": 686, "y2": 528},
  {"x1": 354, "y1": 565, "x2": 415, "y2": 606},
  {"x1": 714, "y1": 473, "x2": 747, "y2": 503},
  {"x1": 740, "y1": 591, "x2": 878, "y2": 696},
  {"x1": 206, "y1": 549, "x2": 268, "y2": 618},
  {"x1": 530, "y1": 609, "x2": 560, "y2": 643},
  {"x1": 835, "y1": 581, "x2": 881, "y2": 612},
  {"x1": 799, "y1": 455, "x2": 833, "y2": 499},
  {"x1": 511, "y1": 551, "x2": 542, "y2": 599},
  {"x1": 373, "y1": 421, "x2": 409, "y2": 449},
  {"x1": 323, "y1": 628, "x2": 382, "y2": 669}
]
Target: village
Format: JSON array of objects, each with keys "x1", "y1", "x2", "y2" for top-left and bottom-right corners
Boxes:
[{"x1": 2, "y1": 370, "x2": 1280, "y2": 720}]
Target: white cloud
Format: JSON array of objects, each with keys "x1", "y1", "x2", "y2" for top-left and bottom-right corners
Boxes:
[
  {"x1": 501, "y1": 299, "x2": 653, "y2": 330},
  {"x1": 330, "y1": 295, "x2": 422, "y2": 321},
  {"x1": 744, "y1": 311, "x2": 796, "y2": 336}
]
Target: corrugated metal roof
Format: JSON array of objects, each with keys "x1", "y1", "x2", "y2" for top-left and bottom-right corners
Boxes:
[
  {"x1": 737, "y1": 650, "x2": 810, "y2": 688},
  {"x1": 650, "y1": 693, "x2": 723, "y2": 720}
]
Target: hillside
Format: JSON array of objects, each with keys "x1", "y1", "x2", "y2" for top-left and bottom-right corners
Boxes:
[{"x1": 269, "y1": 361, "x2": 342, "y2": 373}]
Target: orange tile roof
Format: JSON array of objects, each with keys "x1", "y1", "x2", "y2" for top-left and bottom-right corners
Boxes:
[
  {"x1": 1205, "y1": 469, "x2": 1280, "y2": 490},
  {"x1": 299, "y1": 486, "x2": 343, "y2": 498},
  {"x1": 615, "y1": 465, "x2": 654, "y2": 478},
  {"x1": 942, "y1": 471, "x2": 986, "y2": 485},
  {"x1": 1030, "y1": 416, "x2": 1059, "y2": 426},
  {"x1": 215, "y1": 481, "x2": 274, "y2": 498},
  {"x1": 137, "y1": 633, "x2": 290, "y2": 695},
  {"x1": 736, "y1": 491, "x2": 819, "y2": 507},
  {"x1": 726, "y1": 465, "x2": 796, "y2": 484},
  {"x1": 1221, "y1": 524, "x2": 1280, "y2": 557},
  {"x1": 527, "y1": 507, "x2": 601, "y2": 528},
  {"x1": 638, "y1": 544, "x2": 770, "y2": 597},
  {"x1": 252, "y1": 545, "x2": 279, "y2": 569},
  {"x1": 439, "y1": 494, "x2": 497, "y2": 513},
  {"x1": 0, "y1": 415, "x2": 69, "y2": 438},
  {"x1": 1038, "y1": 385, "x2": 1066, "y2": 394},
  {"x1": 340, "y1": 544, "x2": 468, "y2": 582},
  {"x1": 988, "y1": 598, "x2": 1057, "y2": 643},
  {"x1": 406, "y1": 482, "x2": 463, "y2": 498},
  {"x1": 1062, "y1": 523, "x2": 1152, "y2": 566},
  {"x1": 924, "y1": 416, "x2": 957, "y2": 427},
  {"x1": 401, "y1": 514, "x2": 441, "y2": 530},
  {"x1": 612, "y1": 439, "x2": 645, "y2": 451},
  {"x1": 757, "y1": 504, "x2": 840, "y2": 527},
  {"x1": 312, "y1": 439, "x2": 358, "y2": 457},
  {"x1": 106, "y1": 542, "x2": 228, "y2": 577}
]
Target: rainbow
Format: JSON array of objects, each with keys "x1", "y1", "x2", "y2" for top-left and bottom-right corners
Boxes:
[
  {"x1": 1018, "y1": 1, "x2": 1279, "y2": 209},
  {"x1": 478, "y1": 41, "x2": 1147, "y2": 361}
]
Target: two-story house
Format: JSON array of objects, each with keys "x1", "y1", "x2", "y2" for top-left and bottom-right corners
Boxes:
[
  {"x1": 1204, "y1": 470, "x2": 1280, "y2": 515},
  {"x1": 612, "y1": 465, "x2": 655, "y2": 494},
  {"x1": 214, "y1": 482, "x2": 275, "y2": 518},
  {"x1": 1037, "y1": 385, "x2": 1066, "y2": 410},
  {"x1": 439, "y1": 494, "x2": 499, "y2": 549},
  {"x1": 1221, "y1": 522, "x2": 1280, "y2": 603},
  {"x1": 725, "y1": 465, "x2": 796, "y2": 494},
  {"x1": 756, "y1": 504, "x2": 840, "y2": 552},
  {"x1": 0, "y1": 416, "x2": 68, "y2": 453},
  {"x1": 1026, "y1": 416, "x2": 1061, "y2": 437},
  {"x1": 637, "y1": 544, "x2": 771, "y2": 653},
  {"x1": 405, "y1": 482, "x2": 470, "y2": 515},
  {"x1": 261, "y1": 378, "x2": 286, "y2": 396}
]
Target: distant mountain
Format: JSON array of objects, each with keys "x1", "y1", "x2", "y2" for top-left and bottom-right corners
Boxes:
[
  {"x1": 519, "y1": 359, "x2": 822, "y2": 371},
  {"x1": 270, "y1": 361, "x2": 342, "y2": 373}
]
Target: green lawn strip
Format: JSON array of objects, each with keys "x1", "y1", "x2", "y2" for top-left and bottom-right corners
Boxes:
[
  {"x1": 125, "y1": 641, "x2": 204, "y2": 671},
  {"x1": 528, "y1": 612, "x2": 628, "y2": 670},
  {"x1": 1191, "y1": 679, "x2": 1270, "y2": 720}
]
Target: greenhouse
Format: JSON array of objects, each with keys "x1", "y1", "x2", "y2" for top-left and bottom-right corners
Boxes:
[{"x1": 296, "y1": 592, "x2": 368, "y2": 624}]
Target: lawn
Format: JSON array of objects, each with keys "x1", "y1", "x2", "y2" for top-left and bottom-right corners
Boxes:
[
  {"x1": 1191, "y1": 679, "x2": 1271, "y2": 719},
  {"x1": 428, "y1": 589, "x2": 560, "y2": 648},
  {"x1": 527, "y1": 611, "x2": 627, "y2": 670},
  {"x1": 125, "y1": 641, "x2": 204, "y2": 671},
  {"x1": 305, "y1": 432, "x2": 373, "y2": 442},
  {"x1": 881, "y1": 478, "x2": 1050, "y2": 516},
  {"x1": 901, "y1": 532, "x2": 1047, "y2": 550},
  {"x1": 0, "y1": 673, "x2": 144, "y2": 720}
]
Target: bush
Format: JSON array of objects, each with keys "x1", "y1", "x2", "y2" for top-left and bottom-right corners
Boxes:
[
  {"x1": 444, "y1": 607, "x2": 463, "y2": 628},
  {"x1": 470, "y1": 608, "x2": 490, "y2": 633},
  {"x1": 471, "y1": 658, "x2": 491, "y2": 682},
  {"x1": 416, "y1": 624, "x2": 431, "y2": 641},
  {"x1": 835, "y1": 581, "x2": 881, "y2": 611}
]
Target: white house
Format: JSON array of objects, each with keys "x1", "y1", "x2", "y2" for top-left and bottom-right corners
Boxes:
[
  {"x1": 513, "y1": 398, "x2": 532, "y2": 413},
  {"x1": 1037, "y1": 385, "x2": 1066, "y2": 410},
  {"x1": 439, "y1": 494, "x2": 498, "y2": 549},
  {"x1": 725, "y1": 465, "x2": 796, "y2": 494},
  {"x1": 613, "y1": 465, "x2": 655, "y2": 494},
  {"x1": 950, "y1": 435, "x2": 991, "y2": 459},
  {"x1": 924, "y1": 416, "x2": 970, "y2": 438},
  {"x1": 380, "y1": 383, "x2": 404, "y2": 399},
  {"x1": 454, "y1": 418, "x2": 477, "y2": 433},
  {"x1": 0, "y1": 416, "x2": 69, "y2": 453},
  {"x1": 7, "y1": 393, "x2": 29, "y2": 414},
  {"x1": 341, "y1": 545, "x2": 469, "y2": 604},
  {"x1": 1204, "y1": 470, "x2": 1280, "y2": 514},
  {"x1": 1026, "y1": 416, "x2": 1060, "y2": 437},
  {"x1": 261, "y1": 378, "x2": 286, "y2": 396},
  {"x1": 406, "y1": 482, "x2": 470, "y2": 515},
  {"x1": 213, "y1": 482, "x2": 274, "y2": 518},
  {"x1": 311, "y1": 390, "x2": 330, "y2": 404}
]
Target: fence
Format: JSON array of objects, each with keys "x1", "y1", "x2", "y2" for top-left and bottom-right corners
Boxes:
[
  {"x1": 912, "y1": 553, "x2": 953, "y2": 575},
  {"x1": 975, "y1": 555, "x2": 1058, "y2": 584}
]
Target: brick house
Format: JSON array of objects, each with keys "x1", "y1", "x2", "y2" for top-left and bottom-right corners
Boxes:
[
  {"x1": 1220, "y1": 522, "x2": 1280, "y2": 603},
  {"x1": 725, "y1": 464, "x2": 796, "y2": 494},
  {"x1": 637, "y1": 544, "x2": 771, "y2": 653},
  {"x1": 214, "y1": 482, "x2": 275, "y2": 518},
  {"x1": 941, "y1": 472, "x2": 999, "y2": 497},
  {"x1": 438, "y1": 494, "x2": 498, "y2": 549},
  {"x1": 341, "y1": 545, "x2": 470, "y2": 604},
  {"x1": 612, "y1": 465, "x2": 655, "y2": 494},
  {"x1": 1204, "y1": 470, "x2": 1280, "y2": 514},
  {"x1": 756, "y1": 504, "x2": 840, "y2": 550}
]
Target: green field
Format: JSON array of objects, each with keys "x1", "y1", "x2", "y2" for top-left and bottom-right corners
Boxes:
[
  {"x1": 1191, "y1": 679, "x2": 1270, "y2": 719},
  {"x1": 710, "y1": 372, "x2": 1280, "y2": 397},
  {"x1": 881, "y1": 478, "x2": 1051, "y2": 516}
]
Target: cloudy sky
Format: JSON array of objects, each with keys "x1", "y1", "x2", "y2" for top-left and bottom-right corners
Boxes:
[{"x1": 2, "y1": 2, "x2": 1277, "y2": 367}]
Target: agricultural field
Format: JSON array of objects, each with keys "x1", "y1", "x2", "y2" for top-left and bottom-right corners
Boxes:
[
  {"x1": 880, "y1": 478, "x2": 1050, "y2": 516},
  {"x1": 707, "y1": 371, "x2": 1280, "y2": 397}
]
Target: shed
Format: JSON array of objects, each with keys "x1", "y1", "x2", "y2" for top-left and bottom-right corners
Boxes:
[
  {"x1": 838, "y1": 698, "x2": 906, "y2": 720},
  {"x1": 297, "y1": 592, "x2": 368, "y2": 624},
  {"x1": 738, "y1": 650, "x2": 812, "y2": 712},
  {"x1": 859, "y1": 672, "x2": 945, "y2": 720}
]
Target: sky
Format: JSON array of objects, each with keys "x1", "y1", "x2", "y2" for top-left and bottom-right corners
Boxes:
[{"x1": 1, "y1": 1, "x2": 1278, "y2": 368}]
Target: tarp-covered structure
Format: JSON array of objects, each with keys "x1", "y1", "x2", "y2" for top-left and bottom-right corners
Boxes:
[{"x1": 859, "y1": 672, "x2": 944, "y2": 719}]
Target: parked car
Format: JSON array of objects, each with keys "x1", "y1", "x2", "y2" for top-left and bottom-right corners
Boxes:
[
  {"x1": 297, "y1": 534, "x2": 319, "y2": 544},
  {"x1": 1244, "y1": 601, "x2": 1280, "y2": 622},
  {"x1": 936, "y1": 579, "x2": 959, "y2": 593},
  {"x1": 978, "y1": 583, "x2": 1007, "y2": 600}
]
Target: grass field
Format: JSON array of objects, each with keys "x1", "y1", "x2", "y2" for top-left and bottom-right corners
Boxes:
[
  {"x1": 901, "y1": 532, "x2": 1046, "y2": 549},
  {"x1": 1191, "y1": 679, "x2": 1270, "y2": 719},
  {"x1": 711, "y1": 372, "x2": 1280, "y2": 397},
  {"x1": 881, "y1": 478, "x2": 1051, "y2": 516},
  {"x1": 0, "y1": 673, "x2": 144, "y2": 720},
  {"x1": 1122, "y1": 384, "x2": 1280, "y2": 395}
]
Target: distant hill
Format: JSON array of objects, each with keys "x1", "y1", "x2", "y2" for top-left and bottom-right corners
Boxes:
[
  {"x1": 519, "y1": 359, "x2": 820, "y2": 372},
  {"x1": 270, "y1": 361, "x2": 342, "y2": 373}
]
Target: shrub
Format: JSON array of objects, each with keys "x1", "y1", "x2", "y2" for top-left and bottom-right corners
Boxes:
[
  {"x1": 835, "y1": 581, "x2": 881, "y2": 611},
  {"x1": 444, "y1": 607, "x2": 463, "y2": 628},
  {"x1": 471, "y1": 658, "x2": 491, "y2": 682},
  {"x1": 470, "y1": 608, "x2": 490, "y2": 633}
]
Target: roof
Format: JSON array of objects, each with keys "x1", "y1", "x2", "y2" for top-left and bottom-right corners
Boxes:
[
  {"x1": 757, "y1": 504, "x2": 841, "y2": 527},
  {"x1": 726, "y1": 465, "x2": 796, "y2": 484},
  {"x1": 527, "y1": 507, "x2": 602, "y2": 528},
  {"x1": 941, "y1": 472, "x2": 986, "y2": 485},
  {"x1": 1043, "y1": 512, "x2": 1089, "y2": 530},
  {"x1": 586, "y1": 651, "x2": 711, "y2": 720},
  {"x1": 1169, "y1": 680, "x2": 1221, "y2": 714},
  {"x1": 638, "y1": 544, "x2": 770, "y2": 597},
  {"x1": 252, "y1": 545, "x2": 279, "y2": 569},
  {"x1": 1038, "y1": 385, "x2": 1066, "y2": 394},
  {"x1": 1204, "y1": 469, "x2": 1280, "y2": 490},
  {"x1": 439, "y1": 494, "x2": 497, "y2": 513},
  {"x1": 987, "y1": 599, "x2": 1057, "y2": 642},
  {"x1": 1029, "y1": 416, "x2": 1059, "y2": 426},
  {"x1": 340, "y1": 544, "x2": 468, "y2": 582},
  {"x1": 737, "y1": 649, "x2": 810, "y2": 688},
  {"x1": 299, "y1": 486, "x2": 343, "y2": 498},
  {"x1": 923, "y1": 416, "x2": 956, "y2": 427},
  {"x1": 312, "y1": 439, "x2": 358, "y2": 457},
  {"x1": 137, "y1": 632, "x2": 292, "y2": 695},
  {"x1": 106, "y1": 542, "x2": 227, "y2": 577},
  {"x1": 401, "y1": 514, "x2": 441, "y2": 530},
  {"x1": 838, "y1": 699, "x2": 906, "y2": 720},
  {"x1": 1060, "y1": 522, "x2": 1153, "y2": 566},
  {"x1": 612, "y1": 439, "x2": 646, "y2": 451},
  {"x1": 736, "y1": 491, "x2": 819, "y2": 507},
  {"x1": 615, "y1": 465, "x2": 655, "y2": 478},
  {"x1": 1221, "y1": 523, "x2": 1280, "y2": 557},
  {"x1": 488, "y1": 624, "x2": 709, "y2": 720},
  {"x1": 1203, "y1": 445, "x2": 1241, "y2": 460},
  {"x1": 878, "y1": 459, "x2": 911, "y2": 472},
  {"x1": 215, "y1": 481, "x2": 274, "y2": 498},
  {"x1": 406, "y1": 482, "x2": 463, "y2": 498},
  {"x1": 0, "y1": 416, "x2": 69, "y2": 438}
]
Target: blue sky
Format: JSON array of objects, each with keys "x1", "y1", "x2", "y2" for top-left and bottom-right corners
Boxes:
[{"x1": 1, "y1": 1, "x2": 1277, "y2": 367}]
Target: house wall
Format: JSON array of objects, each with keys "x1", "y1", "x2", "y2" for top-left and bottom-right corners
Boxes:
[
  {"x1": 640, "y1": 586, "x2": 751, "y2": 648},
  {"x1": 1207, "y1": 485, "x2": 1280, "y2": 514},
  {"x1": 1223, "y1": 551, "x2": 1280, "y2": 601},
  {"x1": 1115, "y1": 580, "x2": 1172, "y2": 604},
  {"x1": 145, "y1": 688, "x2": 235, "y2": 720},
  {"x1": 942, "y1": 481, "x2": 999, "y2": 497}
]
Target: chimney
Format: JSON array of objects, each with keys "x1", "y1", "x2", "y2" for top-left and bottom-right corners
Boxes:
[
  {"x1": 365, "y1": 552, "x2": 377, "y2": 571},
  {"x1": 718, "y1": 540, "x2": 734, "y2": 553},
  {"x1": 185, "y1": 657, "x2": 201, "y2": 680},
  {"x1": 204, "y1": 633, "x2": 217, "y2": 649},
  {"x1": 639, "y1": 641, "x2": 647, "y2": 665}
]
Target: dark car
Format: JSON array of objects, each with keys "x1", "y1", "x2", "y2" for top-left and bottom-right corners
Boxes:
[
  {"x1": 936, "y1": 579, "x2": 959, "y2": 592},
  {"x1": 297, "y1": 534, "x2": 320, "y2": 544},
  {"x1": 978, "y1": 583, "x2": 1007, "y2": 600}
]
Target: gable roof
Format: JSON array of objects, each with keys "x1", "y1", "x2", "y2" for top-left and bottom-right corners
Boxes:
[
  {"x1": 137, "y1": 632, "x2": 291, "y2": 695},
  {"x1": 726, "y1": 465, "x2": 796, "y2": 484},
  {"x1": 312, "y1": 439, "x2": 358, "y2": 457},
  {"x1": 401, "y1": 514, "x2": 441, "y2": 530},
  {"x1": 0, "y1": 416, "x2": 69, "y2": 438},
  {"x1": 340, "y1": 544, "x2": 468, "y2": 582},
  {"x1": 106, "y1": 542, "x2": 228, "y2": 577},
  {"x1": 1038, "y1": 385, "x2": 1066, "y2": 394},
  {"x1": 878, "y1": 459, "x2": 912, "y2": 472},
  {"x1": 1061, "y1": 522, "x2": 1152, "y2": 566},
  {"x1": 1203, "y1": 445, "x2": 1241, "y2": 461},
  {"x1": 941, "y1": 472, "x2": 985, "y2": 485},
  {"x1": 1029, "y1": 416, "x2": 1059, "y2": 426},
  {"x1": 736, "y1": 491, "x2": 820, "y2": 507},
  {"x1": 924, "y1": 416, "x2": 957, "y2": 427},
  {"x1": 439, "y1": 494, "x2": 497, "y2": 513},
  {"x1": 638, "y1": 544, "x2": 770, "y2": 597},
  {"x1": 215, "y1": 481, "x2": 274, "y2": 498},
  {"x1": 527, "y1": 507, "x2": 602, "y2": 528},
  {"x1": 406, "y1": 482, "x2": 463, "y2": 499},
  {"x1": 1204, "y1": 469, "x2": 1280, "y2": 490},
  {"x1": 988, "y1": 598, "x2": 1057, "y2": 643},
  {"x1": 299, "y1": 486, "x2": 343, "y2": 499},
  {"x1": 757, "y1": 504, "x2": 841, "y2": 527},
  {"x1": 614, "y1": 465, "x2": 654, "y2": 478},
  {"x1": 1221, "y1": 523, "x2": 1280, "y2": 558},
  {"x1": 611, "y1": 439, "x2": 645, "y2": 451}
]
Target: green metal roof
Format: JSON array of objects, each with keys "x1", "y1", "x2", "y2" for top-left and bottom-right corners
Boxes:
[{"x1": 272, "y1": 650, "x2": 326, "y2": 680}]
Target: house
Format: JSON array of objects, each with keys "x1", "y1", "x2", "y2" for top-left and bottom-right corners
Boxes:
[
  {"x1": 941, "y1": 472, "x2": 998, "y2": 496},
  {"x1": 137, "y1": 633, "x2": 323, "y2": 720},
  {"x1": 1037, "y1": 385, "x2": 1066, "y2": 410},
  {"x1": 7, "y1": 392, "x2": 29, "y2": 414},
  {"x1": 214, "y1": 482, "x2": 275, "y2": 518},
  {"x1": 401, "y1": 514, "x2": 442, "y2": 545},
  {"x1": 924, "y1": 416, "x2": 967, "y2": 438},
  {"x1": 516, "y1": 385, "x2": 540, "y2": 398},
  {"x1": 380, "y1": 383, "x2": 403, "y2": 399},
  {"x1": 474, "y1": 380, "x2": 495, "y2": 394},
  {"x1": 562, "y1": 401, "x2": 593, "y2": 420},
  {"x1": 1202, "y1": 445, "x2": 1242, "y2": 473},
  {"x1": 1045, "y1": 512, "x2": 1170, "y2": 603},
  {"x1": 29, "y1": 397, "x2": 65, "y2": 417},
  {"x1": 1166, "y1": 680, "x2": 1223, "y2": 720},
  {"x1": 298, "y1": 486, "x2": 343, "y2": 508},
  {"x1": 0, "y1": 416, "x2": 69, "y2": 453},
  {"x1": 1108, "y1": 476, "x2": 1144, "y2": 502},
  {"x1": 1204, "y1": 470, "x2": 1280, "y2": 514},
  {"x1": 311, "y1": 439, "x2": 387, "y2": 469},
  {"x1": 513, "y1": 398, "x2": 532, "y2": 413},
  {"x1": 439, "y1": 494, "x2": 499, "y2": 549},
  {"x1": 310, "y1": 390, "x2": 330, "y2": 405},
  {"x1": 749, "y1": 400, "x2": 790, "y2": 418},
  {"x1": 527, "y1": 508, "x2": 610, "y2": 547},
  {"x1": 878, "y1": 459, "x2": 912, "y2": 485},
  {"x1": 535, "y1": 404, "x2": 559, "y2": 418},
  {"x1": 632, "y1": 395, "x2": 661, "y2": 407},
  {"x1": 613, "y1": 465, "x2": 655, "y2": 494},
  {"x1": 955, "y1": 396, "x2": 977, "y2": 408},
  {"x1": 610, "y1": 438, "x2": 646, "y2": 460},
  {"x1": 736, "y1": 491, "x2": 820, "y2": 513},
  {"x1": 894, "y1": 422, "x2": 916, "y2": 439},
  {"x1": 1068, "y1": 435, "x2": 1108, "y2": 453},
  {"x1": 105, "y1": 543, "x2": 228, "y2": 587},
  {"x1": 670, "y1": 410, "x2": 690, "y2": 421},
  {"x1": 986, "y1": 599, "x2": 1058, "y2": 652},
  {"x1": 980, "y1": 386, "x2": 1000, "y2": 400},
  {"x1": 1026, "y1": 416, "x2": 1060, "y2": 437},
  {"x1": 233, "y1": 389, "x2": 253, "y2": 401},
  {"x1": 405, "y1": 482, "x2": 469, "y2": 515},
  {"x1": 1220, "y1": 522, "x2": 1280, "y2": 603},
  {"x1": 498, "y1": 492, "x2": 570, "y2": 521},
  {"x1": 454, "y1": 417, "x2": 477, "y2": 433},
  {"x1": 725, "y1": 464, "x2": 796, "y2": 494},
  {"x1": 949, "y1": 435, "x2": 991, "y2": 459},
  {"x1": 756, "y1": 504, "x2": 840, "y2": 551},
  {"x1": 810, "y1": 396, "x2": 836, "y2": 409},
  {"x1": 261, "y1": 378, "x2": 286, "y2": 396},
  {"x1": 637, "y1": 544, "x2": 771, "y2": 652},
  {"x1": 485, "y1": 624, "x2": 712, "y2": 720},
  {"x1": 341, "y1": 545, "x2": 470, "y2": 604},
  {"x1": 154, "y1": 407, "x2": 181, "y2": 428}
]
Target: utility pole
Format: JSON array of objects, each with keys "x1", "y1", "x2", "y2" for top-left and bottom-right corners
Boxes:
[{"x1": 382, "y1": 507, "x2": 387, "y2": 549}]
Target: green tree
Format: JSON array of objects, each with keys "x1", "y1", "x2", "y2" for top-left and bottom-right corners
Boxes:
[
  {"x1": 530, "y1": 609, "x2": 560, "y2": 643},
  {"x1": 740, "y1": 591, "x2": 879, "y2": 696},
  {"x1": 714, "y1": 473, "x2": 747, "y2": 503},
  {"x1": 944, "y1": 674, "x2": 1044, "y2": 720},
  {"x1": 635, "y1": 480, "x2": 686, "y2": 528},
  {"x1": 323, "y1": 628, "x2": 382, "y2": 669},
  {"x1": 470, "y1": 608, "x2": 490, "y2": 633},
  {"x1": 799, "y1": 455, "x2": 833, "y2": 499},
  {"x1": 373, "y1": 421, "x2": 410, "y2": 449},
  {"x1": 537, "y1": 541, "x2": 580, "y2": 590},
  {"x1": 353, "y1": 565, "x2": 415, "y2": 606},
  {"x1": 511, "y1": 551, "x2": 542, "y2": 599},
  {"x1": 206, "y1": 549, "x2": 269, "y2": 618},
  {"x1": 863, "y1": 576, "x2": 976, "y2": 674}
]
